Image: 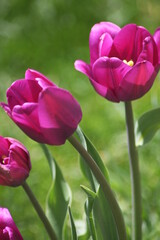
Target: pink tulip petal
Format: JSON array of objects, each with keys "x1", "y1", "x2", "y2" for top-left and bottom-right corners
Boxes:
[
  {"x1": 39, "y1": 87, "x2": 82, "y2": 128},
  {"x1": 0, "y1": 137, "x2": 9, "y2": 157},
  {"x1": 25, "y1": 68, "x2": 56, "y2": 88},
  {"x1": 89, "y1": 22, "x2": 120, "y2": 64},
  {"x1": 99, "y1": 32, "x2": 113, "y2": 57},
  {"x1": 119, "y1": 61, "x2": 155, "y2": 101},
  {"x1": 137, "y1": 36, "x2": 158, "y2": 66},
  {"x1": 7, "y1": 80, "x2": 42, "y2": 110},
  {"x1": 0, "y1": 208, "x2": 17, "y2": 228},
  {"x1": 0, "y1": 208, "x2": 23, "y2": 239},
  {"x1": 38, "y1": 87, "x2": 82, "y2": 144},
  {"x1": 38, "y1": 128, "x2": 72, "y2": 145},
  {"x1": 0, "y1": 103, "x2": 12, "y2": 117},
  {"x1": 12, "y1": 103, "x2": 45, "y2": 143},
  {"x1": 92, "y1": 57, "x2": 131, "y2": 102},
  {"x1": 7, "y1": 138, "x2": 30, "y2": 159},
  {"x1": 0, "y1": 164, "x2": 29, "y2": 186},
  {"x1": 111, "y1": 24, "x2": 152, "y2": 62},
  {"x1": 153, "y1": 27, "x2": 160, "y2": 63},
  {"x1": 9, "y1": 143, "x2": 31, "y2": 171},
  {"x1": 75, "y1": 59, "x2": 120, "y2": 102},
  {"x1": 74, "y1": 60, "x2": 92, "y2": 78},
  {"x1": 92, "y1": 57, "x2": 130, "y2": 89}
]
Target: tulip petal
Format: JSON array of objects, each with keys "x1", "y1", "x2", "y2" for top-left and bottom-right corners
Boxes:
[
  {"x1": 12, "y1": 103, "x2": 45, "y2": 143},
  {"x1": 119, "y1": 61, "x2": 155, "y2": 101},
  {"x1": 89, "y1": 22, "x2": 120, "y2": 64},
  {"x1": 92, "y1": 57, "x2": 130, "y2": 101},
  {"x1": 0, "y1": 208, "x2": 23, "y2": 239},
  {"x1": 74, "y1": 60, "x2": 92, "y2": 79},
  {"x1": 111, "y1": 24, "x2": 152, "y2": 62},
  {"x1": 0, "y1": 208, "x2": 17, "y2": 228},
  {"x1": 38, "y1": 87, "x2": 82, "y2": 145},
  {"x1": 0, "y1": 103, "x2": 12, "y2": 117},
  {"x1": 99, "y1": 32, "x2": 113, "y2": 57},
  {"x1": 0, "y1": 137, "x2": 9, "y2": 157},
  {"x1": 39, "y1": 87, "x2": 82, "y2": 128},
  {"x1": 137, "y1": 36, "x2": 158, "y2": 66},
  {"x1": 9, "y1": 143, "x2": 31, "y2": 170},
  {"x1": 25, "y1": 68, "x2": 56, "y2": 88},
  {"x1": 7, "y1": 79, "x2": 42, "y2": 110},
  {"x1": 75, "y1": 59, "x2": 120, "y2": 102},
  {"x1": 153, "y1": 27, "x2": 160, "y2": 64}
]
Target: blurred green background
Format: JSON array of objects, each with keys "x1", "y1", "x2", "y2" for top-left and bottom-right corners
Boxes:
[{"x1": 0, "y1": 0, "x2": 160, "y2": 239}]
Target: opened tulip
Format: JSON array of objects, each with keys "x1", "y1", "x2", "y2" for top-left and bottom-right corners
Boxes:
[
  {"x1": 75, "y1": 22, "x2": 160, "y2": 102},
  {"x1": 1, "y1": 69, "x2": 82, "y2": 145},
  {"x1": 0, "y1": 207, "x2": 23, "y2": 240},
  {"x1": 0, "y1": 136, "x2": 31, "y2": 187}
]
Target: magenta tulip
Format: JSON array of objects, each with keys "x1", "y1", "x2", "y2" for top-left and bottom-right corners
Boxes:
[
  {"x1": 75, "y1": 22, "x2": 160, "y2": 102},
  {"x1": 0, "y1": 208, "x2": 23, "y2": 240},
  {"x1": 1, "y1": 69, "x2": 82, "y2": 145},
  {"x1": 0, "y1": 136, "x2": 31, "y2": 187}
]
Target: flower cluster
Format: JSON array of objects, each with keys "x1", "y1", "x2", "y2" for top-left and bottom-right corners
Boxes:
[{"x1": 0, "y1": 21, "x2": 160, "y2": 239}]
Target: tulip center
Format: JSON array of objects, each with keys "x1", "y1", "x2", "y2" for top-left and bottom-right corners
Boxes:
[
  {"x1": 0, "y1": 155, "x2": 7, "y2": 164},
  {"x1": 123, "y1": 59, "x2": 134, "y2": 67}
]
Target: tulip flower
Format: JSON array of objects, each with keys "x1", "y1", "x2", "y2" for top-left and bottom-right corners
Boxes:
[
  {"x1": 75, "y1": 22, "x2": 160, "y2": 102},
  {"x1": 0, "y1": 136, "x2": 31, "y2": 187},
  {"x1": 1, "y1": 69, "x2": 82, "y2": 145},
  {"x1": 0, "y1": 207, "x2": 23, "y2": 240}
]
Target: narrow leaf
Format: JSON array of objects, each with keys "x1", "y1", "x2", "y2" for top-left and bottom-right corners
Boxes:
[
  {"x1": 76, "y1": 129, "x2": 118, "y2": 240},
  {"x1": 40, "y1": 144, "x2": 71, "y2": 240},
  {"x1": 76, "y1": 127, "x2": 110, "y2": 191},
  {"x1": 76, "y1": 127, "x2": 96, "y2": 190},
  {"x1": 68, "y1": 207, "x2": 78, "y2": 240},
  {"x1": 93, "y1": 188, "x2": 118, "y2": 240},
  {"x1": 135, "y1": 108, "x2": 160, "y2": 146},
  {"x1": 81, "y1": 185, "x2": 97, "y2": 240},
  {"x1": 80, "y1": 185, "x2": 96, "y2": 200},
  {"x1": 82, "y1": 185, "x2": 118, "y2": 240}
]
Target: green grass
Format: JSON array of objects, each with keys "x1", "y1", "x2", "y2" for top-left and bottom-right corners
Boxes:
[{"x1": 0, "y1": 0, "x2": 160, "y2": 239}]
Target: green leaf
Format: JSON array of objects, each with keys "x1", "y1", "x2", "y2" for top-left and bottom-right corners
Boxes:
[
  {"x1": 76, "y1": 129, "x2": 118, "y2": 240},
  {"x1": 80, "y1": 185, "x2": 96, "y2": 200},
  {"x1": 81, "y1": 186, "x2": 97, "y2": 240},
  {"x1": 81, "y1": 185, "x2": 118, "y2": 240},
  {"x1": 76, "y1": 127, "x2": 96, "y2": 190},
  {"x1": 76, "y1": 127, "x2": 110, "y2": 191},
  {"x1": 135, "y1": 108, "x2": 160, "y2": 146},
  {"x1": 40, "y1": 144, "x2": 71, "y2": 240},
  {"x1": 93, "y1": 188, "x2": 118, "y2": 240},
  {"x1": 68, "y1": 207, "x2": 78, "y2": 240}
]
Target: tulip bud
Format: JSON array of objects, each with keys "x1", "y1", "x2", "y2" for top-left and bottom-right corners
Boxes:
[
  {"x1": 0, "y1": 207, "x2": 23, "y2": 239},
  {"x1": 1, "y1": 69, "x2": 82, "y2": 145},
  {"x1": 0, "y1": 136, "x2": 31, "y2": 187}
]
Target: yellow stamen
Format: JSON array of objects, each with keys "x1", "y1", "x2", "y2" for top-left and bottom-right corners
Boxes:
[
  {"x1": 1, "y1": 155, "x2": 6, "y2": 164},
  {"x1": 123, "y1": 59, "x2": 134, "y2": 67}
]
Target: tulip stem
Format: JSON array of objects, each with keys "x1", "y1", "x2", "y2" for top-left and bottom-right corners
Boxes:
[
  {"x1": 124, "y1": 101, "x2": 142, "y2": 240},
  {"x1": 22, "y1": 181, "x2": 57, "y2": 240},
  {"x1": 68, "y1": 135, "x2": 127, "y2": 240}
]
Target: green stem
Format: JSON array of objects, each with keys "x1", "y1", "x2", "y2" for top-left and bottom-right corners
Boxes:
[
  {"x1": 124, "y1": 101, "x2": 142, "y2": 240},
  {"x1": 68, "y1": 135, "x2": 127, "y2": 240},
  {"x1": 22, "y1": 181, "x2": 57, "y2": 240}
]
